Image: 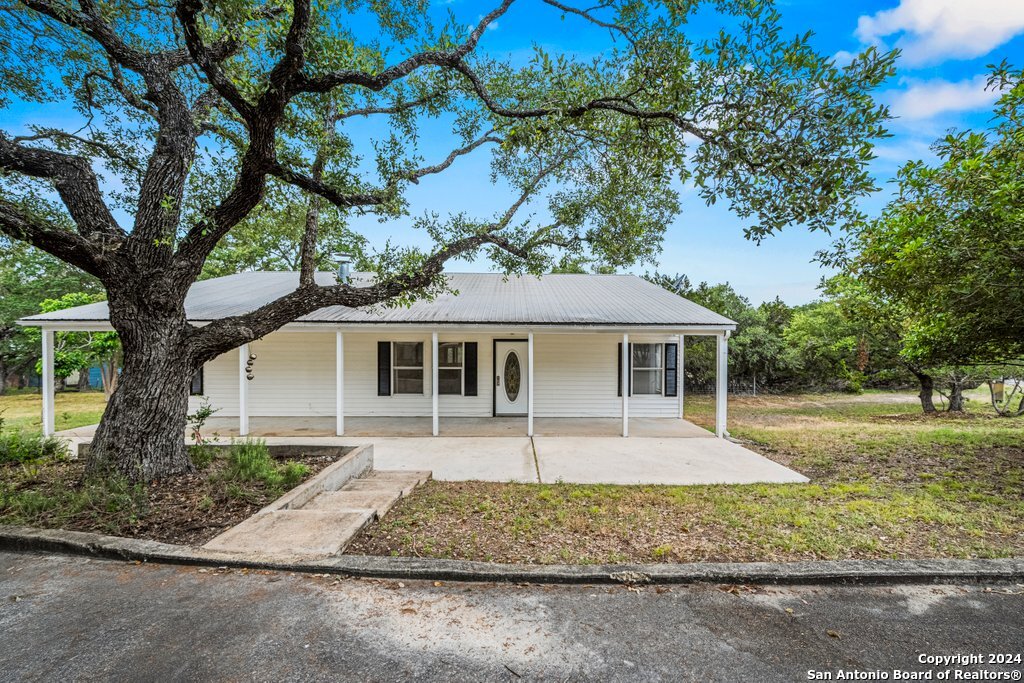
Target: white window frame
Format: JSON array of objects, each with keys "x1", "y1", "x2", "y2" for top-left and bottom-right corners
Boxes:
[
  {"x1": 392, "y1": 341, "x2": 425, "y2": 395},
  {"x1": 631, "y1": 343, "x2": 664, "y2": 396},
  {"x1": 437, "y1": 341, "x2": 465, "y2": 396}
]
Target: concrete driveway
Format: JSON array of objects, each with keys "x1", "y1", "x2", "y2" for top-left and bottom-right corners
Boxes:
[
  {"x1": 2, "y1": 551, "x2": 1020, "y2": 682},
  {"x1": 368, "y1": 436, "x2": 807, "y2": 485}
]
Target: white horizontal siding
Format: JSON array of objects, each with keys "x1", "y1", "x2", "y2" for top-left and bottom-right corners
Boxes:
[
  {"x1": 533, "y1": 334, "x2": 679, "y2": 418},
  {"x1": 193, "y1": 330, "x2": 681, "y2": 419}
]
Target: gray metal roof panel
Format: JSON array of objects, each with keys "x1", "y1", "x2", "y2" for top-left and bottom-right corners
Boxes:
[{"x1": 19, "y1": 271, "x2": 736, "y2": 326}]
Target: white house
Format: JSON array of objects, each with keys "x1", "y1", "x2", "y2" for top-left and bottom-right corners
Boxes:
[{"x1": 21, "y1": 271, "x2": 736, "y2": 439}]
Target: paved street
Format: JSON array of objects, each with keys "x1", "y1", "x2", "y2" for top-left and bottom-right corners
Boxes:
[{"x1": 1, "y1": 551, "x2": 1021, "y2": 682}]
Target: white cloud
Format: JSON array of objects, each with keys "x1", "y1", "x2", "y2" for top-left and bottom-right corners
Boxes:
[
  {"x1": 854, "y1": 0, "x2": 1024, "y2": 66},
  {"x1": 888, "y1": 75, "x2": 1002, "y2": 120}
]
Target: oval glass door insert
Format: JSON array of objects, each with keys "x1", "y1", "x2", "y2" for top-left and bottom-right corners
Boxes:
[{"x1": 503, "y1": 352, "x2": 522, "y2": 402}]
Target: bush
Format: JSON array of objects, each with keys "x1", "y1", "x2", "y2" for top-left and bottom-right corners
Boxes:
[
  {"x1": 189, "y1": 443, "x2": 216, "y2": 470},
  {"x1": 0, "y1": 431, "x2": 69, "y2": 464},
  {"x1": 225, "y1": 439, "x2": 309, "y2": 491}
]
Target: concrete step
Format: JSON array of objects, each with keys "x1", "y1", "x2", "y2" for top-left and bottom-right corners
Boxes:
[
  {"x1": 341, "y1": 470, "x2": 431, "y2": 497},
  {"x1": 303, "y1": 489, "x2": 402, "y2": 518},
  {"x1": 204, "y1": 509, "x2": 373, "y2": 557}
]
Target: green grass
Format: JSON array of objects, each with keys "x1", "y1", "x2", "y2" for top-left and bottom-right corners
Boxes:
[
  {"x1": 350, "y1": 391, "x2": 1024, "y2": 564},
  {"x1": 0, "y1": 391, "x2": 107, "y2": 432}
]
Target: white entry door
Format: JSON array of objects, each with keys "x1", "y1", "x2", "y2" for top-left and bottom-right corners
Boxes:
[{"x1": 494, "y1": 341, "x2": 528, "y2": 416}]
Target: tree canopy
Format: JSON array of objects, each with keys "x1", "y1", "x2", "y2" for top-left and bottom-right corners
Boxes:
[
  {"x1": 0, "y1": 0, "x2": 897, "y2": 480},
  {"x1": 835, "y1": 65, "x2": 1024, "y2": 370}
]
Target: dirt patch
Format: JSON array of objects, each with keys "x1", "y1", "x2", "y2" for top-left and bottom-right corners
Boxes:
[{"x1": 1, "y1": 449, "x2": 342, "y2": 546}]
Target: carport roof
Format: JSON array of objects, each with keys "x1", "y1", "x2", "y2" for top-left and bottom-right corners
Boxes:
[{"x1": 18, "y1": 271, "x2": 736, "y2": 328}]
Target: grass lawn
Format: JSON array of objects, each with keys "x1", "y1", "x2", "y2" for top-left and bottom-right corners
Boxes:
[
  {"x1": 0, "y1": 390, "x2": 107, "y2": 432},
  {"x1": 349, "y1": 391, "x2": 1024, "y2": 564}
]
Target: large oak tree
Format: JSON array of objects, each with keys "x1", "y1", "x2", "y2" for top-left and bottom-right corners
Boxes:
[{"x1": 0, "y1": 0, "x2": 895, "y2": 481}]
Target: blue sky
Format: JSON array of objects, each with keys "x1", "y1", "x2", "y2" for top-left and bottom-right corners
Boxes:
[{"x1": 5, "y1": 0, "x2": 1024, "y2": 304}]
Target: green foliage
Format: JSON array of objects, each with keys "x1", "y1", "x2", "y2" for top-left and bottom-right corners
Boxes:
[
  {"x1": 0, "y1": 0, "x2": 896, "y2": 286},
  {"x1": 0, "y1": 472, "x2": 148, "y2": 529},
  {"x1": 0, "y1": 414, "x2": 69, "y2": 463},
  {"x1": 188, "y1": 444, "x2": 216, "y2": 471},
  {"x1": 837, "y1": 66, "x2": 1024, "y2": 369},
  {"x1": 0, "y1": 244, "x2": 101, "y2": 385},
  {"x1": 647, "y1": 272, "x2": 913, "y2": 392},
  {"x1": 24, "y1": 292, "x2": 120, "y2": 383},
  {"x1": 186, "y1": 399, "x2": 219, "y2": 444},
  {"x1": 224, "y1": 439, "x2": 309, "y2": 491}
]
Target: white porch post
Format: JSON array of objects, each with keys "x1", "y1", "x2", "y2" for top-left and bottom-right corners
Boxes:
[
  {"x1": 342, "y1": 331, "x2": 350, "y2": 438},
  {"x1": 621, "y1": 333, "x2": 629, "y2": 437},
  {"x1": 678, "y1": 334, "x2": 685, "y2": 420},
  {"x1": 239, "y1": 343, "x2": 249, "y2": 436},
  {"x1": 715, "y1": 331, "x2": 729, "y2": 438},
  {"x1": 41, "y1": 329, "x2": 55, "y2": 437},
  {"x1": 431, "y1": 331, "x2": 439, "y2": 436},
  {"x1": 527, "y1": 332, "x2": 534, "y2": 437}
]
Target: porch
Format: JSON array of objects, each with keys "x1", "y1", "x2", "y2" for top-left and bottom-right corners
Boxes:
[{"x1": 55, "y1": 416, "x2": 808, "y2": 486}]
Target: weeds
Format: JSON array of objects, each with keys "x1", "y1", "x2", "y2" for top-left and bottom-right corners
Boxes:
[
  {"x1": 0, "y1": 415, "x2": 69, "y2": 464},
  {"x1": 224, "y1": 439, "x2": 309, "y2": 492}
]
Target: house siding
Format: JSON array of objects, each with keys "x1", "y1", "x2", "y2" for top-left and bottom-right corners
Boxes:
[{"x1": 193, "y1": 330, "x2": 681, "y2": 419}]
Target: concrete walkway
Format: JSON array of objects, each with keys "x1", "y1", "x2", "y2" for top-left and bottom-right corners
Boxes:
[
  {"x1": 371, "y1": 436, "x2": 807, "y2": 485},
  {"x1": 201, "y1": 445, "x2": 429, "y2": 558}
]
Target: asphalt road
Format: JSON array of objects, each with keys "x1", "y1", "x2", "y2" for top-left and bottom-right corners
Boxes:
[{"x1": 1, "y1": 551, "x2": 1021, "y2": 682}]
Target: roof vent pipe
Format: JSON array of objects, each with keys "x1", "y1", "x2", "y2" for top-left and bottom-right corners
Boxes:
[{"x1": 335, "y1": 253, "x2": 352, "y2": 284}]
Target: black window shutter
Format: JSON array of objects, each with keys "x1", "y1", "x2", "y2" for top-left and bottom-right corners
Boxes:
[
  {"x1": 665, "y1": 343, "x2": 678, "y2": 397},
  {"x1": 617, "y1": 343, "x2": 622, "y2": 396},
  {"x1": 464, "y1": 342, "x2": 478, "y2": 396},
  {"x1": 377, "y1": 341, "x2": 391, "y2": 396},
  {"x1": 617, "y1": 343, "x2": 633, "y2": 396}
]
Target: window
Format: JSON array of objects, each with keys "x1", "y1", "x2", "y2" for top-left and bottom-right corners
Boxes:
[
  {"x1": 632, "y1": 344, "x2": 663, "y2": 395},
  {"x1": 189, "y1": 368, "x2": 204, "y2": 396},
  {"x1": 393, "y1": 342, "x2": 424, "y2": 394},
  {"x1": 438, "y1": 342, "x2": 464, "y2": 395}
]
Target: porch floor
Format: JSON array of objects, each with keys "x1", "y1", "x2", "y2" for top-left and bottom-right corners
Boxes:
[
  {"x1": 56, "y1": 417, "x2": 807, "y2": 486},
  {"x1": 198, "y1": 416, "x2": 714, "y2": 439}
]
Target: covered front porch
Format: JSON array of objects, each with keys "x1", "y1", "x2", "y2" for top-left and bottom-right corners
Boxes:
[{"x1": 55, "y1": 415, "x2": 807, "y2": 486}]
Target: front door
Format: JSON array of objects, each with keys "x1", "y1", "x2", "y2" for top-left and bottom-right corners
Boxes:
[{"x1": 494, "y1": 341, "x2": 528, "y2": 416}]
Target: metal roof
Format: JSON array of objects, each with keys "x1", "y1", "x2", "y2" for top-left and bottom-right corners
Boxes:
[{"x1": 18, "y1": 271, "x2": 736, "y2": 327}]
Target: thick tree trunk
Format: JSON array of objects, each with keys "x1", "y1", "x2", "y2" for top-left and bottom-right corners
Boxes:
[
  {"x1": 77, "y1": 369, "x2": 90, "y2": 392},
  {"x1": 912, "y1": 370, "x2": 936, "y2": 413},
  {"x1": 86, "y1": 309, "x2": 196, "y2": 482}
]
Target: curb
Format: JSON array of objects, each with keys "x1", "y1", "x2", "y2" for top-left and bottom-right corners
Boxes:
[{"x1": 1, "y1": 525, "x2": 1022, "y2": 586}]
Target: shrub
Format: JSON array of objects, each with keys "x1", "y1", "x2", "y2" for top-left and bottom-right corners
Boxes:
[
  {"x1": 0, "y1": 431, "x2": 69, "y2": 464},
  {"x1": 189, "y1": 443, "x2": 216, "y2": 470},
  {"x1": 226, "y1": 439, "x2": 278, "y2": 482},
  {"x1": 280, "y1": 461, "x2": 309, "y2": 488},
  {"x1": 224, "y1": 439, "x2": 309, "y2": 492}
]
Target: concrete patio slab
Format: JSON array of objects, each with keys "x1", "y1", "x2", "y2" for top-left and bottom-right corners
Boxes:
[
  {"x1": 532, "y1": 437, "x2": 808, "y2": 485},
  {"x1": 368, "y1": 437, "x2": 538, "y2": 483}
]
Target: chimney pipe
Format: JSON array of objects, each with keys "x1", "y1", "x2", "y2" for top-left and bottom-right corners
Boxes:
[{"x1": 335, "y1": 253, "x2": 352, "y2": 283}]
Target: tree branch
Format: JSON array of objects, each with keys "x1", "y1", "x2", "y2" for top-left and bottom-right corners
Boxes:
[
  {"x1": 294, "y1": 0, "x2": 514, "y2": 94},
  {"x1": 0, "y1": 197, "x2": 110, "y2": 278},
  {"x1": 0, "y1": 132, "x2": 124, "y2": 239}
]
